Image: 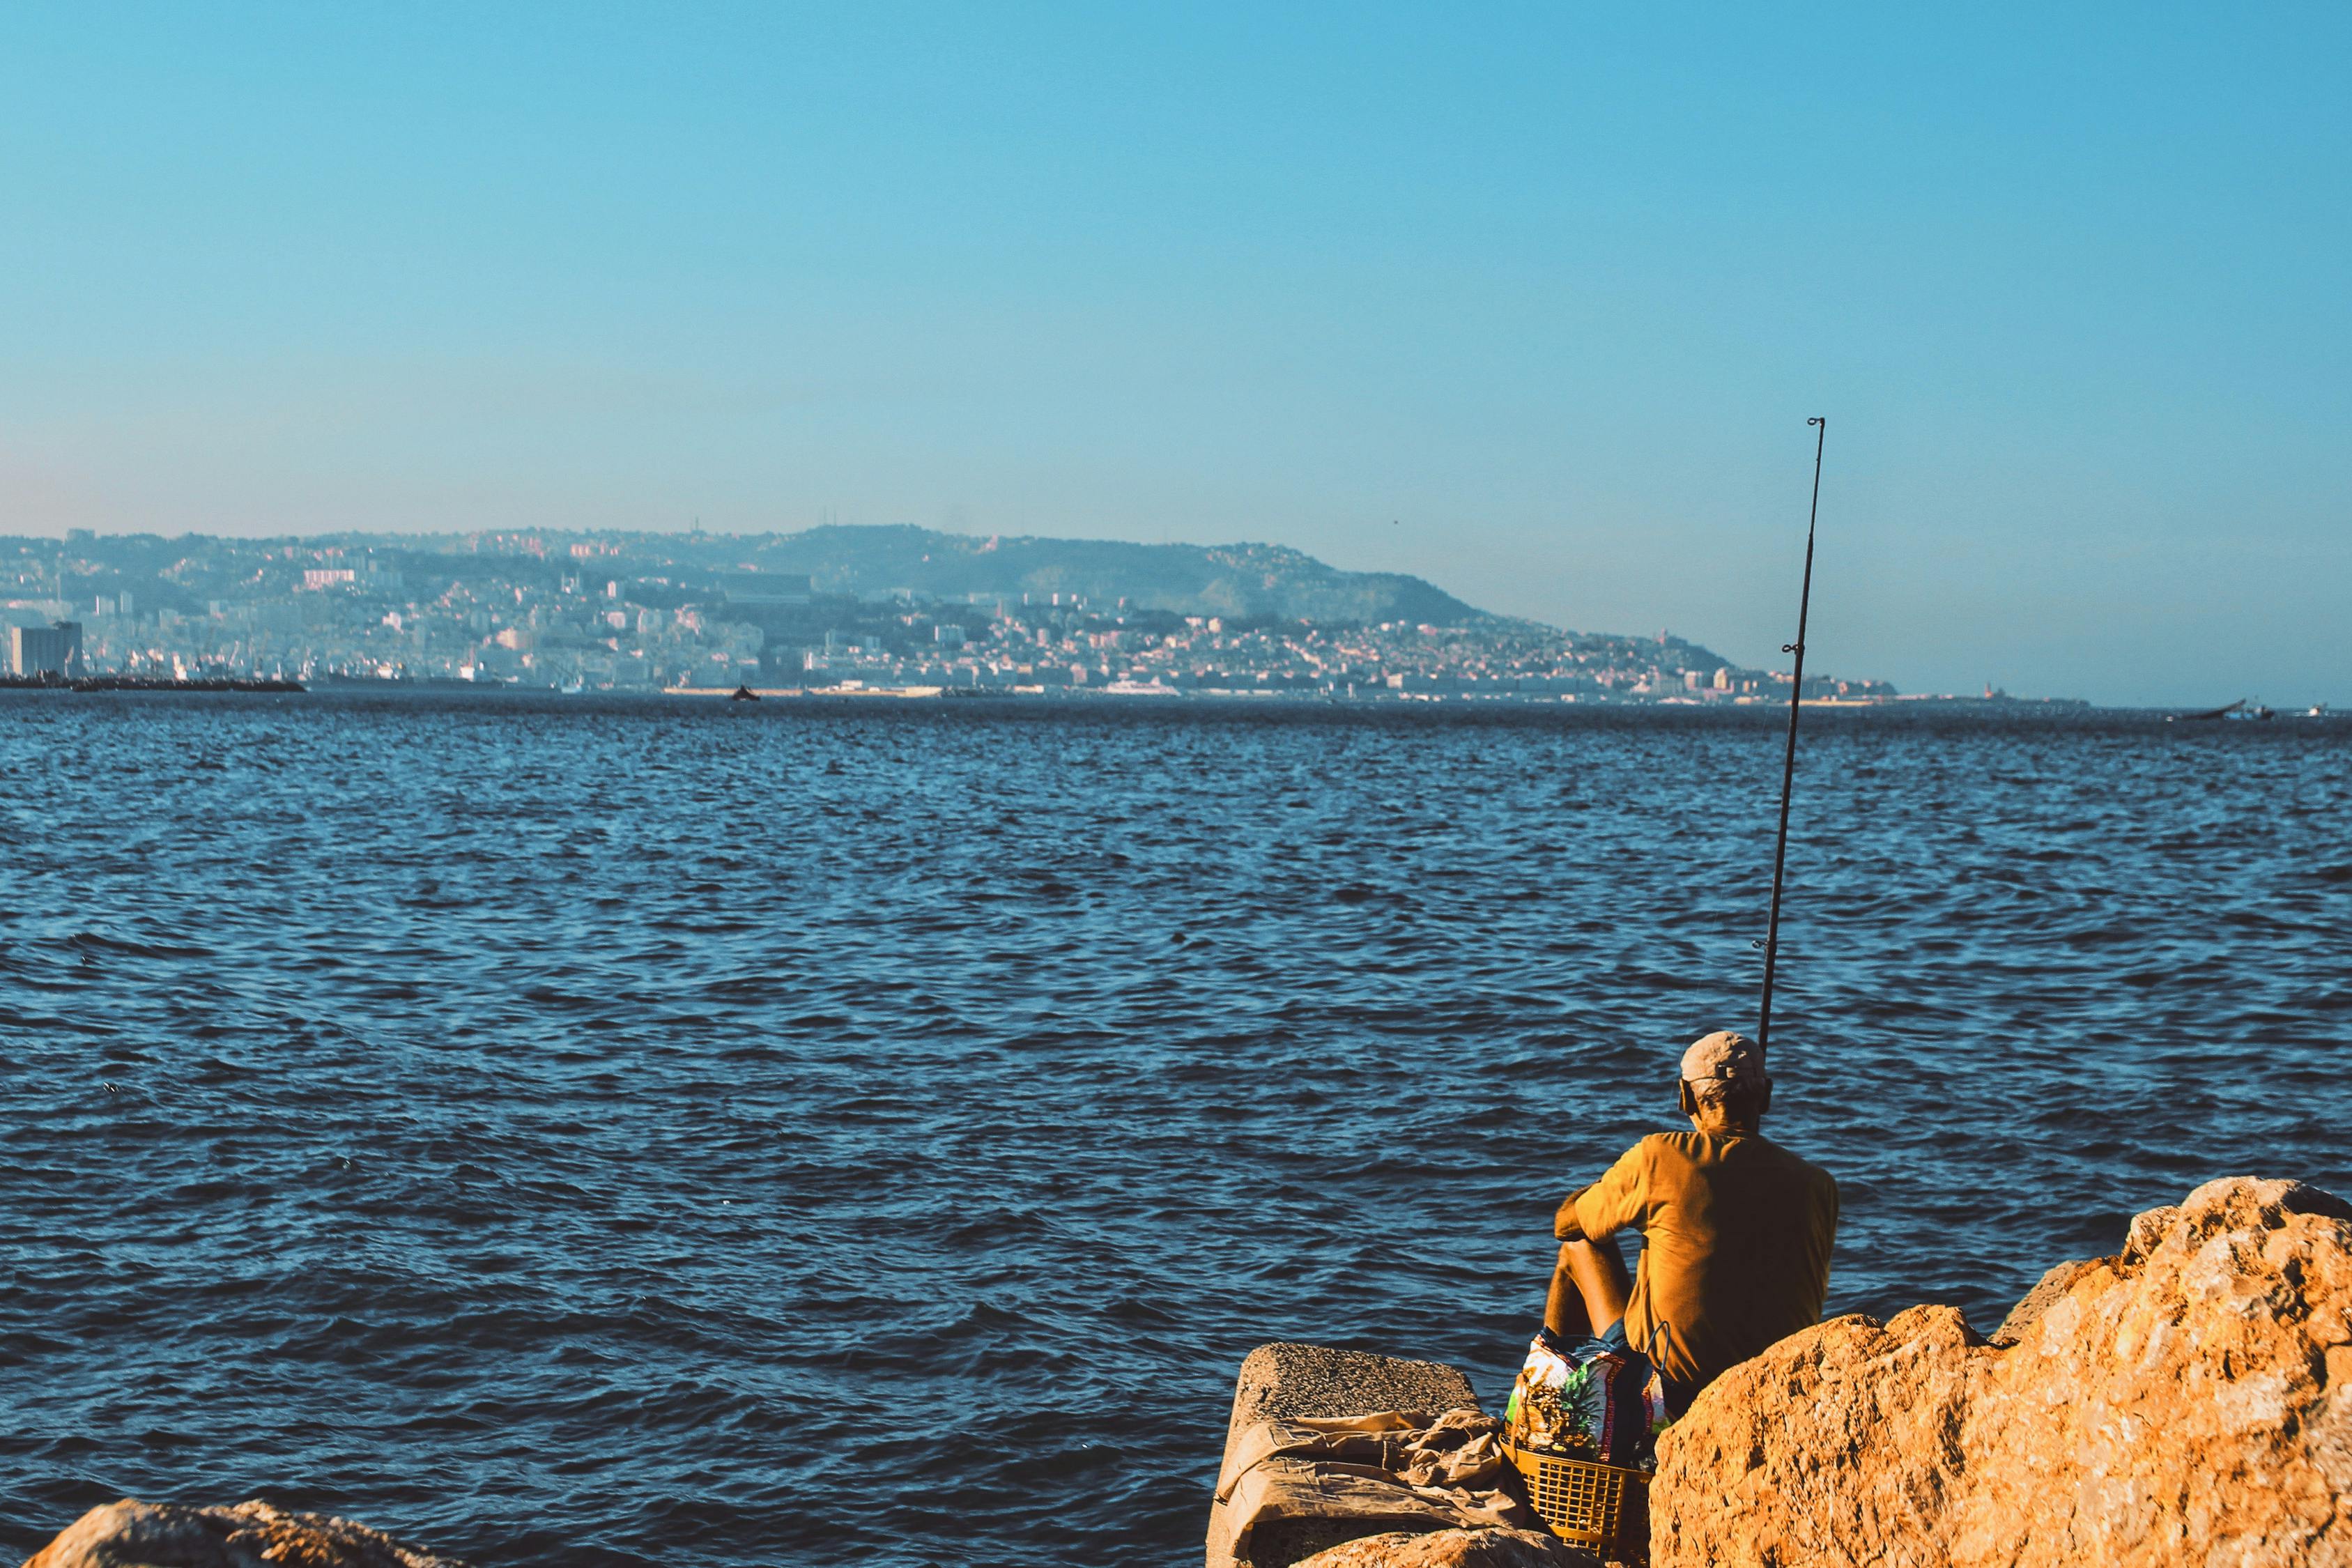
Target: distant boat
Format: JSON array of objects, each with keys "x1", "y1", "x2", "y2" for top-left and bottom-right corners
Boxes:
[
  {"x1": 558, "y1": 678, "x2": 585, "y2": 695},
  {"x1": 2168, "y1": 700, "x2": 2245, "y2": 723},
  {"x1": 730, "y1": 683, "x2": 760, "y2": 702}
]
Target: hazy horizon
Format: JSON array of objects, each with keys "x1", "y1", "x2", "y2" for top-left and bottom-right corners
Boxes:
[
  {"x1": 1, "y1": 509, "x2": 2337, "y2": 707},
  {"x1": 3, "y1": 6, "x2": 2346, "y2": 707}
]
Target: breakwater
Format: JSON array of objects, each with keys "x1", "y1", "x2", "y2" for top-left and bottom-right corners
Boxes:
[{"x1": 0, "y1": 674, "x2": 304, "y2": 692}]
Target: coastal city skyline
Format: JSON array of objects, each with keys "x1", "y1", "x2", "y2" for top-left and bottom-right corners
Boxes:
[
  {"x1": 3, "y1": 523, "x2": 1921, "y2": 704},
  {"x1": 10, "y1": 514, "x2": 2339, "y2": 711},
  {"x1": 6, "y1": 515, "x2": 2337, "y2": 711}
]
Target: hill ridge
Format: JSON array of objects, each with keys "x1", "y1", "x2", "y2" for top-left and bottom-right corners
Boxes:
[{"x1": 723, "y1": 524, "x2": 1489, "y2": 627}]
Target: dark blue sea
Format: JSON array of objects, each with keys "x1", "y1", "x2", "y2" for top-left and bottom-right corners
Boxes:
[{"x1": 3, "y1": 693, "x2": 2346, "y2": 1565}]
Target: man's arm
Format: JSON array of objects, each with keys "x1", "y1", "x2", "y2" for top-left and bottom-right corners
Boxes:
[{"x1": 1554, "y1": 1139, "x2": 1651, "y2": 1243}]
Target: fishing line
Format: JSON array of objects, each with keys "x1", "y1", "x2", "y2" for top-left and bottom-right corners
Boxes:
[{"x1": 1757, "y1": 417, "x2": 1827, "y2": 1054}]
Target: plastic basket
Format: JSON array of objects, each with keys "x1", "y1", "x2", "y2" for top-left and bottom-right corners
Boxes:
[{"x1": 1503, "y1": 1439, "x2": 1648, "y2": 1558}]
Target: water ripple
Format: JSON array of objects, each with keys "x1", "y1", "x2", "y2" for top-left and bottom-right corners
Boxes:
[{"x1": 0, "y1": 694, "x2": 2346, "y2": 1565}]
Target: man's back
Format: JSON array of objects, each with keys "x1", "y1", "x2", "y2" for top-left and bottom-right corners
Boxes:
[{"x1": 1559, "y1": 1128, "x2": 1838, "y2": 1401}]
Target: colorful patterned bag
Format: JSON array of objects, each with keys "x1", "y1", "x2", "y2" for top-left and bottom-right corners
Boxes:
[{"x1": 1503, "y1": 1328, "x2": 1670, "y2": 1468}]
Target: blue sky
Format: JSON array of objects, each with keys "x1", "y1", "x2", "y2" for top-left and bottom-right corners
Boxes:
[{"x1": 1, "y1": 4, "x2": 2345, "y2": 704}]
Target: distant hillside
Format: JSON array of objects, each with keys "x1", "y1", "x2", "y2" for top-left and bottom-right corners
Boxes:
[{"x1": 731, "y1": 525, "x2": 1487, "y2": 625}]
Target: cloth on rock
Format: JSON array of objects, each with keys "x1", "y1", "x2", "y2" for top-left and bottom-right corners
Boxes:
[{"x1": 1214, "y1": 1408, "x2": 1542, "y2": 1564}]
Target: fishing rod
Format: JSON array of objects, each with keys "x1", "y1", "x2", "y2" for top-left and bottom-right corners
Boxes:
[{"x1": 1757, "y1": 417, "x2": 1827, "y2": 1055}]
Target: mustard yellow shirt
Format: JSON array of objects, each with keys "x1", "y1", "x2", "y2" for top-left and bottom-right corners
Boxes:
[{"x1": 1556, "y1": 1129, "x2": 1838, "y2": 1397}]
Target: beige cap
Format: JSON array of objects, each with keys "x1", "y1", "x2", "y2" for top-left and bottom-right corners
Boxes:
[{"x1": 1681, "y1": 1030, "x2": 1766, "y2": 1085}]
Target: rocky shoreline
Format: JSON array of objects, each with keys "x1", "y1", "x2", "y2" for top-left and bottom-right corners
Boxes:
[
  {"x1": 1202, "y1": 1174, "x2": 2351, "y2": 1568},
  {"x1": 20, "y1": 1500, "x2": 463, "y2": 1568},
  {"x1": 21, "y1": 1175, "x2": 2349, "y2": 1567},
  {"x1": 1648, "y1": 1175, "x2": 2352, "y2": 1567}
]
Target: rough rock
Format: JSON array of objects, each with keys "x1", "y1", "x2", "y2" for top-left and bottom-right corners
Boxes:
[
  {"x1": 1988, "y1": 1256, "x2": 2104, "y2": 1346},
  {"x1": 1225, "y1": 1342, "x2": 1481, "y2": 1433},
  {"x1": 1291, "y1": 1525, "x2": 1600, "y2": 1567},
  {"x1": 1651, "y1": 1176, "x2": 2352, "y2": 1567},
  {"x1": 22, "y1": 1499, "x2": 467, "y2": 1568}
]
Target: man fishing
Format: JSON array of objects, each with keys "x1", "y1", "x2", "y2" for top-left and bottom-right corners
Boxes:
[
  {"x1": 1522, "y1": 419, "x2": 1838, "y2": 1460},
  {"x1": 1540, "y1": 1029, "x2": 1838, "y2": 1419}
]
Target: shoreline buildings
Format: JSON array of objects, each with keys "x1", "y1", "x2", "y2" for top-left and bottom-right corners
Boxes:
[
  {"x1": 3, "y1": 528, "x2": 1900, "y2": 702},
  {"x1": 6, "y1": 621, "x2": 83, "y2": 679}
]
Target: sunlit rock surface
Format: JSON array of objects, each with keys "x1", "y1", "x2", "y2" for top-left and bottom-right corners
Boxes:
[
  {"x1": 1291, "y1": 1526, "x2": 1597, "y2": 1567},
  {"x1": 1650, "y1": 1176, "x2": 2352, "y2": 1567},
  {"x1": 22, "y1": 1499, "x2": 466, "y2": 1568}
]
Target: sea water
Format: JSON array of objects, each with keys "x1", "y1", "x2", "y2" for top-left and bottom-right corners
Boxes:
[{"x1": 2, "y1": 694, "x2": 2346, "y2": 1565}]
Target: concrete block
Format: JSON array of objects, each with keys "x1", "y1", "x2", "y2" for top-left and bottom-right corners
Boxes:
[{"x1": 1207, "y1": 1342, "x2": 1482, "y2": 1568}]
